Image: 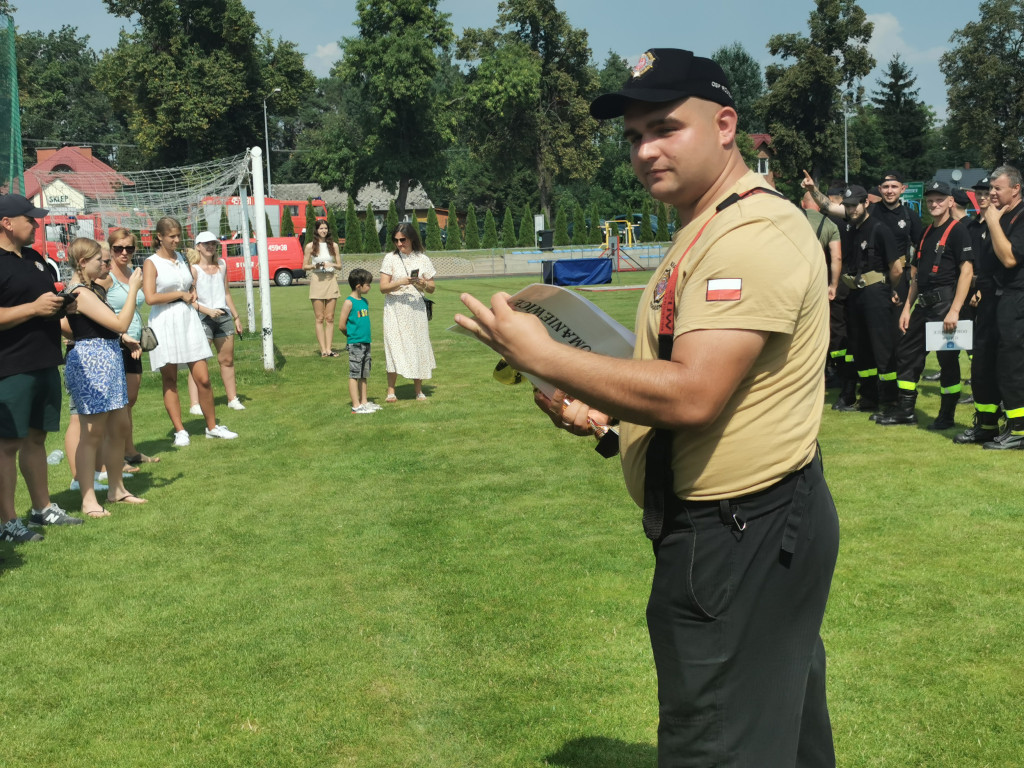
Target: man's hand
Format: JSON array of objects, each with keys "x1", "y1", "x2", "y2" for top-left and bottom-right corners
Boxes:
[
  {"x1": 535, "y1": 387, "x2": 612, "y2": 438},
  {"x1": 455, "y1": 291, "x2": 554, "y2": 374},
  {"x1": 943, "y1": 310, "x2": 959, "y2": 334},
  {"x1": 970, "y1": 289, "x2": 982, "y2": 308},
  {"x1": 34, "y1": 293, "x2": 64, "y2": 317},
  {"x1": 984, "y1": 203, "x2": 1006, "y2": 227},
  {"x1": 801, "y1": 169, "x2": 816, "y2": 190},
  {"x1": 828, "y1": 284, "x2": 837, "y2": 301},
  {"x1": 898, "y1": 307, "x2": 911, "y2": 333}
]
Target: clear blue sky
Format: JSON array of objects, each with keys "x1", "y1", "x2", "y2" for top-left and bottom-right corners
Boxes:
[{"x1": 13, "y1": 0, "x2": 977, "y2": 117}]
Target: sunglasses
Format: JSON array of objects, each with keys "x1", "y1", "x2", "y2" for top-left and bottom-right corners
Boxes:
[
  {"x1": 111, "y1": 245, "x2": 136, "y2": 254},
  {"x1": 393, "y1": 237, "x2": 408, "y2": 243}
]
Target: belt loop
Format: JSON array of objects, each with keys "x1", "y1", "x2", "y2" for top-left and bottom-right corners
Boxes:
[{"x1": 718, "y1": 499, "x2": 746, "y2": 532}]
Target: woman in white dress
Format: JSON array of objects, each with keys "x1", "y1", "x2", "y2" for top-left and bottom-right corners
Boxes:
[
  {"x1": 379, "y1": 222, "x2": 436, "y2": 401},
  {"x1": 302, "y1": 219, "x2": 342, "y2": 357},
  {"x1": 142, "y1": 216, "x2": 238, "y2": 447}
]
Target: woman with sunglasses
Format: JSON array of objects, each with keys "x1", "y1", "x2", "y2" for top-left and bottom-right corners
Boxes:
[
  {"x1": 97, "y1": 227, "x2": 159, "y2": 466},
  {"x1": 63, "y1": 237, "x2": 146, "y2": 516},
  {"x1": 379, "y1": 222, "x2": 436, "y2": 401},
  {"x1": 302, "y1": 219, "x2": 342, "y2": 357}
]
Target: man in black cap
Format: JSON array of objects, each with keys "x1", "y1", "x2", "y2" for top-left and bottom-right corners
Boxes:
[
  {"x1": 955, "y1": 177, "x2": 1002, "y2": 443},
  {"x1": 831, "y1": 184, "x2": 901, "y2": 413},
  {"x1": 877, "y1": 181, "x2": 973, "y2": 428},
  {"x1": 0, "y1": 194, "x2": 80, "y2": 542},
  {"x1": 979, "y1": 165, "x2": 1024, "y2": 449},
  {"x1": 455, "y1": 48, "x2": 838, "y2": 768}
]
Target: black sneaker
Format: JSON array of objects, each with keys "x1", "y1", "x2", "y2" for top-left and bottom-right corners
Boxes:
[
  {"x1": 28, "y1": 503, "x2": 82, "y2": 526},
  {"x1": 1, "y1": 519, "x2": 44, "y2": 543}
]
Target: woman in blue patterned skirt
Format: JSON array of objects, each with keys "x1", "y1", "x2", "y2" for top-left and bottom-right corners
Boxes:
[{"x1": 64, "y1": 238, "x2": 147, "y2": 517}]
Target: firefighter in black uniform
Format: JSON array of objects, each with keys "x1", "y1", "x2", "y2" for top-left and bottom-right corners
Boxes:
[
  {"x1": 878, "y1": 181, "x2": 973, "y2": 428},
  {"x1": 980, "y1": 166, "x2": 1024, "y2": 449},
  {"x1": 955, "y1": 177, "x2": 998, "y2": 443},
  {"x1": 832, "y1": 185, "x2": 901, "y2": 414}
]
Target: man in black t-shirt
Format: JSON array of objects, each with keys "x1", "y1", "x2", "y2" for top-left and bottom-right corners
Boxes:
[
  {"x1": 0, "y1": 194, "x2": 80, "y2": 542},
  {"x1": 833, "y1": 185, "x2": 901, "y2": 414},
  {"x1": 980, "y1": 166, "x2": 1024, "y2": 449},
  {"x1": 878, "y1": 182, "x2": 974, "y2": 428}
]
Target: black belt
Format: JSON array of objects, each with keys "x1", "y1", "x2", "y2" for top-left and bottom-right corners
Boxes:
[{"x1": 917, "y1": 285, "x2": 953, "y2": 308}]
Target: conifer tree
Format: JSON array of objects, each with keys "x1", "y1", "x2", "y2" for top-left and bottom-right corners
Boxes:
[
  {"x1": 386, "y1": 201, "x2": 399, "y2": 243},
  {"x1": 304, "y1": 198, "x2": 317, "y2": 239},
  {"x1": 344, "y1": 197, "x2": 363, "y2": 254},
  {"x1": 363, "y1": 209, "x2": 380, "y2": 253},
  {"x1": 518, "y1": 203, "x2": 534, "y2": 247},
  {"x1": 572, "y1": 203, "x2": 587, "y2": 246},
  {"x1": 588, "y1": 202, "x2": 603, "y2": 245},
  {"x1": 656, "y1": 201, "x2": 669, "y2": 242},
  {"x1": 501, "y1": 208, "x2": 516, "y2": 247},
  {"x1": 482, "y1": 209, "x2": 499, "y2": 248},
  {"x1": 326, "y1": 206, "x2": 339, "y2": 242},
  {"x1": 553, "y1": 204, "x2": 570, "y2": 247},
  {"x1": 219, "y1": 206, "x2": 231, "y2": 238},
  {"x1": 464, "y1": 207, "x2": 481, "y2": 250},
  {"x1": 425, "y1": 208, "x2": 444, "y2": 251},
  {"x1": 639, "y1": 198, "x2": 654, "y2": 243},
  {"x1": 265, "y1": 211, "x2": 275, "y2": 238},
  {"x1": 445, "y1": 202, "x2": 463, "y2": 250},
  {"x1": 280, "y1": 208, "x2": 295, "y2": 237}
]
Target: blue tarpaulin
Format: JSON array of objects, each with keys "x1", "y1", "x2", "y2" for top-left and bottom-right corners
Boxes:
[{"x1": 542, "y1": 258, "x2": 613, "y2": 286}]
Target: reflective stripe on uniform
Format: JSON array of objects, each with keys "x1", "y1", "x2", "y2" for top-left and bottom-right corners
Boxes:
[
  {"x1": 940, "y1": 383, "x2": 963, "y2": 395},
  {"x1": 858, "y1": 368, "x2": 878, "y2": 378},
  {"x1": 896, "y1": 380, "x2": 917, "y2": 391}
]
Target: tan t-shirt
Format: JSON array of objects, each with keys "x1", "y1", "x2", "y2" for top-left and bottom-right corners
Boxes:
[{"x1": 619, "y1": 172, "x2": 828, "y2": 506}]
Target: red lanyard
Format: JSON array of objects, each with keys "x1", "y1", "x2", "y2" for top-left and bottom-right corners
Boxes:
[{"x1": 657, "y1": 188, "x2": 777, "y2": 356}]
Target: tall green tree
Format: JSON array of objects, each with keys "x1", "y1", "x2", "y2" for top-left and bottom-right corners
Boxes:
[
  {"x1": 344, "y1": 197, "x2": 363, "y2": 254},
  {"x1": 363, "y1": 210, "x2": 380, "y2": 253},
  {"x1": 94, "y1": 0, "x2": 313, "y2": 166},
  {"x1": 869, "y1": 54, "x2": 932, "y2": 178},
  {"x1": 15, "y1": 26, "x2": 136, "y2": 169},
  {"x1": 500, "y1": 208, "x2": 516, "y2": 247},
  {"x1": 760, "y1": 0, "x2": 875, "y2": 181},
  {"x1": 292, "y1": 75, "x2": 363, "y2": 193},
  {"x1": 386, "y1": 201, "x2": 400, "y2": 242},
  {"x1": 553, "y1": 204, "x2": 569, "y2": 247},
  {"x1": 941, "y1": 0, "x2": 1024, "y2": 166},
  {"x1": 425, "y1": 208, "x2": 444, "y2": 251},
  {"x1": 325, "y1": 206, "x2": 339, "y2": 242},
  {"x1": 458, "y1": 0, "x2": 599, "y2": 219},
  {"x1": 304, "y1": 198, "x2": 317, "y2": 239},
  {"x1": 656, "y1": 201, "x2": 669, "y2": 242},
  {"x1": 518, "y1": 203, "x2": 535, "y2": 247},
  {"x1": 445, "y1": 202, "x2": 463, "y2": 250},
  {"x1": 712, "y1": 42, "x2": 765, "y2": 133},
  {"x1": 219, "y1": 206, "x2": 231, "y2": 238},
  {"x1": 572, "y1": 203, "x2": 587, "y2": 246},
  {"x1": 639, "y1": 198, "x2": 654, "y2": 243},
  {"x1": 481, "y1": 209, "x2": 499, "y2": 248},
  {"x1": 337, "y1": 0, "x2": 454, "y2": 215},
  {"x1": 588, "y1": 202, "x2": 602, "y2": 245},
  {"x1": 464, "y1": 207, "x2": 481, "y2": 249},
  {"x1": 280, "y1": 210, "x2": 295, "y2": 237}
]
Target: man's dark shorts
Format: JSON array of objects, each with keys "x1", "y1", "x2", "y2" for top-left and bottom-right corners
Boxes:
[
  {"x1": 348, "y1": 342, "x2": 371, "y2": 379},
  {"x1": 0, "y1": 368, "x2": 62, "y2": 439}
]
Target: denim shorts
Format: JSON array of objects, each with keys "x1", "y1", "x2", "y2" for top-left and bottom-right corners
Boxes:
[{"x1": 201, "y1": 312, "x2": 235, "y2": 340}]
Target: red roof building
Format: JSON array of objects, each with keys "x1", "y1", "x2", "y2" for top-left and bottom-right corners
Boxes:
[{"x1": 25, "y1": 147, "x2": 134, "y2": 211}]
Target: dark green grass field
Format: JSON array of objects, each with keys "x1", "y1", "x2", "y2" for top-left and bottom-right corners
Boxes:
[{"x1": 1, "y1": 273, "x2": 1021, "y2": 767}]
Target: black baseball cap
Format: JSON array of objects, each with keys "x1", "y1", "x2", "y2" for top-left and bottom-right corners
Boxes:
[
  {"x1": 973, "y1": 177, "x2": 991, "y2": 191},
  {"x1": 952, "y1": 188, "x2": 970, "y2": 207},
  {"x1": 0, "y1": 194, "x2": 48, "y2": 219},
  {"x1": 880, "y1": 171, "x2": 904, "y2": 183},
  {"x1": 841, "y1": 185, "x2": 869, "y2": 205},
  {"x1": 924, "y1": 180, "x2": 952, "y2": 197},
  {"x1": 589, "y1": 49, "x2": 735, "y2": 119}
]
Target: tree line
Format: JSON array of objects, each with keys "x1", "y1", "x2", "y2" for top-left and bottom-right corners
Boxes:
[{"x1": 14, "y1": 0, "x2": 1024, "y2": 234}]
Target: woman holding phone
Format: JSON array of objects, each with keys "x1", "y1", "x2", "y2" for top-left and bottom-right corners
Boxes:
[{"x1": 379, "y1": 222, "x2": 436, "y2": 401}]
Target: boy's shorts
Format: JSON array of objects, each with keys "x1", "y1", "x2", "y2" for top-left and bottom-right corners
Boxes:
[
  {"x1": 0, "y1": 368, "x2": 62, "y2": 439},
  {"x1": 348, "y1": 342, "x2": 371, "y2": 379}
]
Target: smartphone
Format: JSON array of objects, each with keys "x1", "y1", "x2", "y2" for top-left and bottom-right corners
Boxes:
[
  {"x1": 61, "y1": 292, "x2": 76, "y2": 307},
  {"x1": 410, "y1": 269, "x2": 420, "y2": 279}
]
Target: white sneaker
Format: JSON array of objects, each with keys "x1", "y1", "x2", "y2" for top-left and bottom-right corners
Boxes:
[
  {"x1": 173, "y1": 430, "x2": 191, "y2": 447},
  {"x1": 70, "y1": 479, "x2": 108, "y2": 492},
  {"x1": 227, "y1": 398, "x2": 246, "y2": 410},
  {"x1": 351, "y1": 404, "x2": 375, "y2": 414},
  {"x1": 189, "y1": 404, "x2": 203, "y2": 416},
  {"x1": 364, "y1": 402, "x2": 382, "y2": 411},
  {"x1": 205, "y1": 424, "x2": 238, "y2": 439}
]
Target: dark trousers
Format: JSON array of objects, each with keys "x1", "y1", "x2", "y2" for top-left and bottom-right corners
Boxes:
[
  {"x1": 971, "y1": 286, "x2": 1000, "y2": 418},
  {"x1": 846, "y1": 283, "x2": 898, "y2": 403},
  {"x1": 895, "y1": 296, "x2": 961, "y2": 393},
  {"x1": 996, "y1": 287, "x2": 1024, "y2": 422},
  {"x1": 647, "y1": 456, "x2": 839, "y2": 768}
]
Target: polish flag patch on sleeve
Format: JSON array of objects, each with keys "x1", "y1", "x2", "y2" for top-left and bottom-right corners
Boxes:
[{"x1": 706, "y1": 278, "x2": 742, "y2": 301}]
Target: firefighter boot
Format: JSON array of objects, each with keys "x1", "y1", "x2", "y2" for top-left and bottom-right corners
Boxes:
[
  {"x1": 876, "y1": 391, "x2": 917, "y2": 426},
  {"x1": 927, "y1": 393, "x2": 959, "y2": 431}
]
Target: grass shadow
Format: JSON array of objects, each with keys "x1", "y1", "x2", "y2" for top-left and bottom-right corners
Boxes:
[
  {"x1": 544, "y1": 736, "x2": 656, "y2": 768},
  {"x1": 0, "y1": 541, "x2": 26, "y2": 576}
]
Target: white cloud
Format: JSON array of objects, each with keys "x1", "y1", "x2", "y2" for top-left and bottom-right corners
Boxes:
[
  {"x1": 306, "y1": 42, "x2": 341, "y2": 78},
  {"x1": 866, "y1": 13, "x2": 949, "y2": 116}
]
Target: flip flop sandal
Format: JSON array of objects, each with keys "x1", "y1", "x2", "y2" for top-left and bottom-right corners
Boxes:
[
  {"x1": 108, "y1": 493, "x2": 148, "y2": 505},
  {"x1": 123, "y1": 463, "x2": 140, "y2": 473},
  {"x1": 84, "y1": 508, "x2": 111, "y2": 518},
  {"x1": 125, "y1": 453, "x2": 161, "y2": 464},
  {"x1": 385, "y1": 394, "x2": 398, "y2": 403}
]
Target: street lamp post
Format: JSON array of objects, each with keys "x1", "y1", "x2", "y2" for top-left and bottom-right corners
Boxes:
[{"x1": 263, "y1": 87, "x2": 282, "y2": 197}]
